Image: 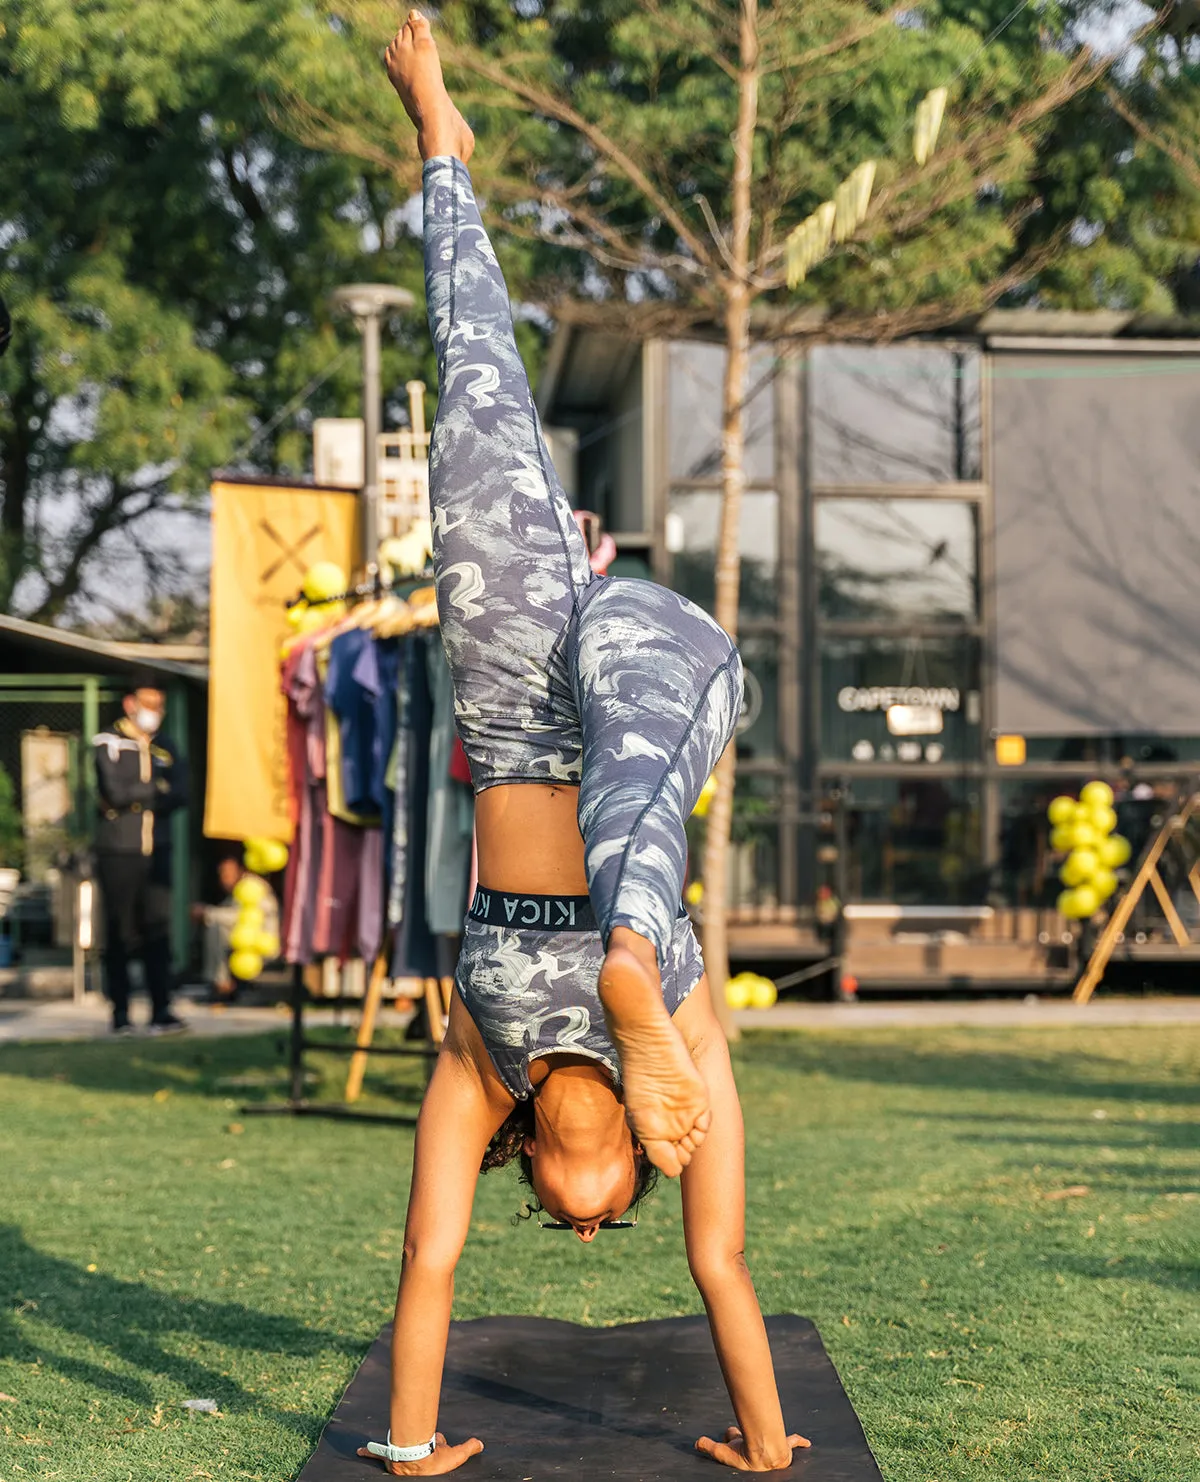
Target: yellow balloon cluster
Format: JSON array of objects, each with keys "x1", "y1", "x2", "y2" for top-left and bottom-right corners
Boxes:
[
  {"x1": 1047, "y1": 782, "x2": 1131, "y2": 920},
  {"x1": 725, "y1": 972, "x2": 778, "y2": 1010},
  {"x1": 227, "y1": 868, "x2": 282, "y2": 981},
  {"x1": 283, "y1": 562, "x2": 348, "y2": 647},
  {"x1": 244, "y1": 836, "x2": 288, "y2": 876}
]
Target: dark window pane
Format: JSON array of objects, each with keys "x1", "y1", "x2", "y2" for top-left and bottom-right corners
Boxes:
[
  {"x1": 668, "y1": 342, "x2": 775, "y2": 483},
  {"x1": 816, "y1": 498, "x2": 977, "y2": 623},
  {"x1": 668, "y1": 488, "x2": 778, "y2": 619},
  {"x1": 810, "y1": 346, "x2": 982, "y2": 484},
  {"x1": 735, "y1": 636, "x2": 778, "y2": 762},
  {"x1": 833, "y1": 776, "x2": 984, "y2": 903},
  {"x1": 821, "y1": 634, "x2": 980, "y2": 763}
]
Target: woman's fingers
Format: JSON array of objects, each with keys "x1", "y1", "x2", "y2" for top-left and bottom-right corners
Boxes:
[
  {"x1": 694, "y1": 1434, "x2": 746, "y2": 1469},
  {"x1": 788, "y1": 1432, "x2": 813, "y2": 1449},
  {"x1": 724, "y1": 1425, "x2": 744, "y2": 1442}
]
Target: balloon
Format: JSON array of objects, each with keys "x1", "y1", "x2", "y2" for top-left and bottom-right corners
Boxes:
[
  {"x1": 1049, "y1": 826, "x2": 1075, "y2": 854},
  {"x1": 1087, "y1": 804, "x2": 1118, "y2": 837},
  {"x1": 684, "y1": 879, "x2": 705, "y2": 906},
  {"x1": 302, "y1": 561, "x2": 347, "y2": 603},
  {"x1": 1080, "y1": 781, "x2": 1114, "y2": 810},
  {"x1": 692, "y1": 775, "x2": 718, "y2": 820},
  {"x1": 236, "y1": 906, "x2": 264, "y2": 934},
  {"x1": 1072, "y1": 884, "x2": 1100, "y2": 918},
  {"x1": 233, "y1": 876, "x2": 268, "y2": 907},
  {"x1": 286, "y1": 601, "x2": 308, "y2": 630},
  {"x1": 1047, "y1": 796, "x2": 1077, "y2": 827},
  {"x1": 1092, "y1": 868, "x2": 1118, "y2": 900},
  {"x1": 1070, "y1": 822, "x2": 1099, "y2": 851},
  {"x1": 229, "y1": 923, "x2": 262, "y2": 953},
  {"x1": 1060, "y1": 850, "x2": 1098, "y2": 887},
  {"x1": 1100, "y1": 835, "x2": 1132, "y2": 868},
  {"x1": 256, "y1": 932, "x2": 281, "y2": 959},
  {"x1": 244, "y1": 837, "x2": 288, "y2": 875},
  {"x1": 749, "y1": 975, "x2": 778, "y2": 1009},
  {"x1": 1057, "y1": 888, "x2": 1082, "y2": 919},
  {"x1": 725, "y1": 974, "x2": 752, "y2": 1010},
  {"x1": 229, "y1": 950, "x2": 264, "y2": 981}
]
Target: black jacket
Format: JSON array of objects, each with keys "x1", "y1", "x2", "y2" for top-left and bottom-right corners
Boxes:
[{"x1": 93, "y1": 719, "x2": 188, "y2": 875}]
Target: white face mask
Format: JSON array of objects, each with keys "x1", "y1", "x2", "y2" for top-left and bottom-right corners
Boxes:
[{"x1": 134, "y1": 707, "x2": 162, "y2": 735}]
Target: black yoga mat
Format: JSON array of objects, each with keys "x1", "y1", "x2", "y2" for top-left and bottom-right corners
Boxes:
[{"x1": 296, "y1": 1315, "x2": 883, "y2": 1480}]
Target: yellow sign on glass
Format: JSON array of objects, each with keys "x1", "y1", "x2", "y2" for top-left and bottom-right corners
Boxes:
[{"x1": 995, "y1": 734, "x2": 1027, "y2": 766}]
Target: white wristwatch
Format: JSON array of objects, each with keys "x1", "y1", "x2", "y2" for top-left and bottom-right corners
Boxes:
[{"x1": 365, "y1": 1430, "x2": 437, "y2": 1464}]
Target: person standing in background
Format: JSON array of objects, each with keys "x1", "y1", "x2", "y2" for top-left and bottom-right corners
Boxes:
[{"x1": 92, "y1": 674, "x2": 188, "y2": 1034}]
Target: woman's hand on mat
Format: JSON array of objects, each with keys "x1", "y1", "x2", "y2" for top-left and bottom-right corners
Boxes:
[
  {"x1": 357, "y1": 1434, "x2": 484, "y2": 1475},
  {"x1": 695, "y1": 1424, "x2": 811, "y2": 1471}
]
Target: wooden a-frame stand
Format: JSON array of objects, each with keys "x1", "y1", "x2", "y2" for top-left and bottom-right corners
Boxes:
[{"x1": 1074, "y1": 792, "x2": 1200, "y2": 1003}]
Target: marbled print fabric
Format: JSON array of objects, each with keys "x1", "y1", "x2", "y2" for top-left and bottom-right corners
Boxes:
[
  {"x1": 455, "y1": 913, "x2": 704, "y2": 1100},
  {"x1": 423, "y1": 155, "x2": 743, "y2": 974}
]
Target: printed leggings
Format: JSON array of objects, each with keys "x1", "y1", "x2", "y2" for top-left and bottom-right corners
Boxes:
[{"x1": 424, "y1": 156, "x2": 742, "y2": 964}]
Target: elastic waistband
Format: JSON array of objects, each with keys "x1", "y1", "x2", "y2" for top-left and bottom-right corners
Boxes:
[{"x1": 468, "y1": 888, "x2": 596, "y2": 932}]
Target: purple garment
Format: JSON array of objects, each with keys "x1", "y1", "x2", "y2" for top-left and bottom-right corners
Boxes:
[{"x1": 283, "y1": 643, "x2": 330, "y2": 965}]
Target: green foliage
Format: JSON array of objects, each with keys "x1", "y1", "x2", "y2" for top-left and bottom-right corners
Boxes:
[
  {"x1": 274, "y1": 0, "x2": 1199, "y2": 336},
  {"x1": 0, "y1": 763, "x2": 23, "y2": 870},
  {"x1": 0, "y1": 0, "x2": 433, "y2": 627}
]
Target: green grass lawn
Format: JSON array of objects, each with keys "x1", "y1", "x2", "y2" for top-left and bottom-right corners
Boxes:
[{"x1": 0, "y1": 1023, "x2": 1197, "y2": 1482}]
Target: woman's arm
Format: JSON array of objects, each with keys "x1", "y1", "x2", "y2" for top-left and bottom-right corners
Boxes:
[
  {"x1": 366, "y1": 995, "x2": 512, "y2": 1474},
  {"x1": 676, "y1": 980, "x2": 809, "y2": 1473}
]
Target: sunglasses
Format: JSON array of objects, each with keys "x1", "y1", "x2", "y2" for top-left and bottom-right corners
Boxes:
[{"x1": 536, "y1": 1215, "x2": 638, "y2": 1231}]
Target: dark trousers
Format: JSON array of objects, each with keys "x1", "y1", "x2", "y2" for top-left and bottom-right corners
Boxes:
[{"x1": 95, "y1": 852, "x2": 173, "y2": 1025}]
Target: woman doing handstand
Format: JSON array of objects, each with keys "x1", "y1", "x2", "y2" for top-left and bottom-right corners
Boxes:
[{"x1": 357, "y1": 13, "x2": 807, "y2": 1474}]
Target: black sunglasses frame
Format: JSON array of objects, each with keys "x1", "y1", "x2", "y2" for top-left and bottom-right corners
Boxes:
[{"x1": 536, "y1": 1216, "x2": 638, "y2": 1231}]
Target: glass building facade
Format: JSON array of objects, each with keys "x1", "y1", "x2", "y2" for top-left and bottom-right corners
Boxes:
[{"x1": 541, "y1": 328, "x2": 1200, "y2": 913}]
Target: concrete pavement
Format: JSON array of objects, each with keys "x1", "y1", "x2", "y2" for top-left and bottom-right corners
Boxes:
[{"x1": 2, "y1": 990, "x2": 1200, "y2": 1044}]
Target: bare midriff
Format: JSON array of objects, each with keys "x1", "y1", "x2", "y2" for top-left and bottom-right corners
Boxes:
[{"x1": 474, "y1": 782, "x2": 588, "y2": 895}]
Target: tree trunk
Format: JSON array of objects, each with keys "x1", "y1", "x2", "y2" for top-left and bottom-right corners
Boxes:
[
  {"x1": 0, "y1": 348, "x2": 36, "y2": 613},
  {"x1": 701, "y1": 0, "x2": 759, "y2": 1040}
]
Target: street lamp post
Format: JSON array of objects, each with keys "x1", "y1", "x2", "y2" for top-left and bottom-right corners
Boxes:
[{"x1": 330, "y1": 283, "x2": 416, "y2": 569}]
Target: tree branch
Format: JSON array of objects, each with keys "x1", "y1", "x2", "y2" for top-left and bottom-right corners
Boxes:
[{"x1": 1106, "y1": 86, "x2": 1200, "y2": 192}]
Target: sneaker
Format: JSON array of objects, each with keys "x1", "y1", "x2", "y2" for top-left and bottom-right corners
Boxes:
[
  {"x1": 112, "y1": 1020, "x2": 136, "y2": 1037},
  {"x1": 147, "y1": 1013, "x2": 188, "y2": 1036}
]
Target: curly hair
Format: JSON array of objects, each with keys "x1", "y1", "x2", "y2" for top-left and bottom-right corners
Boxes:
[{"x1": 481, "y1": 1099, "x2": 659, "y2": 1221}]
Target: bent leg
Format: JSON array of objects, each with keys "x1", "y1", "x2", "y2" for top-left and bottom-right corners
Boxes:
[
  {"x1": 574, "y1": 579, "x2": 743, "y2": 961},
  {"x1": 572, "y1": 579, "x2": 742, "y2": 1179},
  {"x1": 423, "y1": 157, "x2": 594, "y2": 786}
]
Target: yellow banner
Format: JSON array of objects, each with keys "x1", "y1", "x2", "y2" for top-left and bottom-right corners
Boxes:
[{"x1": 204, "y1": 479, "x2": 359, "y2": 842}]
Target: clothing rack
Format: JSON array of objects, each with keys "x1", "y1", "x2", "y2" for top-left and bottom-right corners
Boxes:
[
  {"x1": 250, "y1": 559, "x2": 456, "y2": 1125},
  {"x1": 242, "y1": 960, "x2": 438, "y2": 1126},
  {"x1": 283, "y1": 566, "x2": 437, "y2": 611}
]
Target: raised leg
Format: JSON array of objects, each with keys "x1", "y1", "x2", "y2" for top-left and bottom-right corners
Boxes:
[{"x1": 394, "y1": 13, "x2": 594, "y2": 783}]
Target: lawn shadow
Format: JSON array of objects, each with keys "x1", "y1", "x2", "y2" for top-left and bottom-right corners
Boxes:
[
  {"x1": 738, "y1": 1033, "x2": 1200, "y2": 1110},
  {"x1": 0, "y1": 1224, "x2": 362, "y2": 1432},
  {"x1": 0, "y1": 1032, "x2": 427, "y2": 1107},
  {"x1": 1049, "y1": 1251, "x2": 1200, "y2": 1296}
]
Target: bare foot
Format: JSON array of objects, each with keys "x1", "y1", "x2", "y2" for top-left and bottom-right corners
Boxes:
[
  {"x1": 599, "y1": 933, "x2": 711, "y2": 1179},
  {"x1": 384, "y1": 10, "x2": 475, "y2": 164}
]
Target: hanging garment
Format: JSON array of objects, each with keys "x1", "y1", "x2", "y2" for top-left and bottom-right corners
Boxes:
[
  {"x1": 319, "y1": 640, "x2": 378, "y2": 827},
  {"x1": 387, "y1": 637, "x2": 438, "y2": 979},
  {"x1": 282, "y1": 641, "x2": 330, "y2": 964},
  {"x1": 425, "y1": 637, "x2": 474, "y2": 936}
]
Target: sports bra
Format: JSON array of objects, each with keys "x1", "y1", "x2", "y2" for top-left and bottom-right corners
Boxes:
[{"x1": 455, "y1": 890, "x2": 703, "y2": 1100}]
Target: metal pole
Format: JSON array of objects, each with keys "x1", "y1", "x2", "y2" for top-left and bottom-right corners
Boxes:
[{"x1": 362, "y1": 309, "x2": 381, "y2": 570}]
